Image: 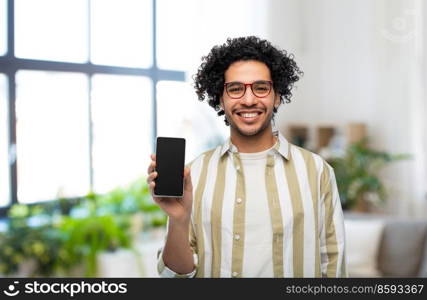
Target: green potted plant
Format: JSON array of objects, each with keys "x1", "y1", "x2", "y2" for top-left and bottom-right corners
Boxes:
[
  {"x1": 0, "y1": 177, "x2": 164, "y2": 277},
  {"x1": 328, "y1": 139, "x2": 411, "y2": 212},
  {"x1": 58, "y1": 214, "x2": 132, "y2": 277},
  {"x1": 0, "y1": 204, "x2": 63, "y2": 277}
]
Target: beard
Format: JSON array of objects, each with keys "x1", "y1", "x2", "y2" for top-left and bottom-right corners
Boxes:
[{"x1": 225, "y1": 108, "x2": 274, "y2": 137}]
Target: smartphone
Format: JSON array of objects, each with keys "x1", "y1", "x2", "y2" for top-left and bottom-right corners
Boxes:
[{"x1": 154, "y1": 137, "x2": 186, "y2": 197}]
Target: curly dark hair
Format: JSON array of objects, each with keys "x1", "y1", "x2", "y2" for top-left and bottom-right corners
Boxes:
[{"x1": 193, "y1": 36, "x2": 303, "y2": 125}]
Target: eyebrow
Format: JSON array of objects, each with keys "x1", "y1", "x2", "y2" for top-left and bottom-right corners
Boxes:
[{"x1": 225, "y1": 80, "x2": 271, "y2": 84}]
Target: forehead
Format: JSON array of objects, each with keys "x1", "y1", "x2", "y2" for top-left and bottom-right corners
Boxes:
[{"x1": 224, "y1": 60, "x2": 271, "y2": 82}]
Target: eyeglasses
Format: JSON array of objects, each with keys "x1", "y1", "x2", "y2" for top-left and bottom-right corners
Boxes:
[{"x1": 224, "y1": 80, "x2": 273, "y2": 99}]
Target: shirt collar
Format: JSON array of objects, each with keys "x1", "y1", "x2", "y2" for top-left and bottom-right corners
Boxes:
[{"x1": 220, "y1": 130, "x2": 290, "y2": 160}]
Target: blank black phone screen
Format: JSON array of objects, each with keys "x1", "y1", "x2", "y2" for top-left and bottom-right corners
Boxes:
[{"x1": 154, "y1": 137, "x2": 186, "y2": 197}]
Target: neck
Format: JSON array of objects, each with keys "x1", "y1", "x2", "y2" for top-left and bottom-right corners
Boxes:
[{"x1": 230, "y1": 124, "x2": 277, "y2": 153}]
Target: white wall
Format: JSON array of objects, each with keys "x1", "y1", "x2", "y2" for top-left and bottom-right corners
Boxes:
[{"x1": 267, "y1": 0, "x2": 427, "y2": 216}]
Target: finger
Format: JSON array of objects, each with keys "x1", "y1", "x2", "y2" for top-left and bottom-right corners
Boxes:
[
  {"x1": 184, "y1": 167, "x2": 192, "y2": 191},
  {"x1": 146, "y1": 171, "x2": 158, "y2": 184},
  {"x1": 149, "y1": 181, "x2": 157, "y2": 197},
  {"x1": 184, "y1": 166, "x2": 192, "y2": 177},
  {"x1": 150, "y1": 153, "x2": 156, "y2": 160},
  {"x1": 147, "y1": 160, "x2": 156, "y2": 174}
]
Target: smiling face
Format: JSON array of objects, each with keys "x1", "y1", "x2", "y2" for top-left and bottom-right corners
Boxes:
[{"x1": 220, "y1": 60, "x2": 280, "y2": 138}]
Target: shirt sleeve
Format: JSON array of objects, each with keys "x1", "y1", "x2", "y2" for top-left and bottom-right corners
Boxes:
[
  {"x1": 319, "y1": 162, "x2": 348, "y2": 278},
  {"x1": 156, "y1": 247, "x2": 198, "y2": 278}
]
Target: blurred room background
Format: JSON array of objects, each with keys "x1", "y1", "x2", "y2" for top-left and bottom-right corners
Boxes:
[{"x1": 0, "y1": 0, "x2": 426, "y2": 278}]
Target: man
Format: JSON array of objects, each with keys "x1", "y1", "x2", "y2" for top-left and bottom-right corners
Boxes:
[{"x1": 147, "y1": 36, "x2": 347, "y2": 278}]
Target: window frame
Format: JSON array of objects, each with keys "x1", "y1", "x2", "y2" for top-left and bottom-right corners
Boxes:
[{"x1": 0, "y1": 0, "x2": 184, "y2": 216}]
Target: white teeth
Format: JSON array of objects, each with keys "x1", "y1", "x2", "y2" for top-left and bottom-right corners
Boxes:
[{"x1": 241, "y1": 113, "x2": 258, "y2": 118}]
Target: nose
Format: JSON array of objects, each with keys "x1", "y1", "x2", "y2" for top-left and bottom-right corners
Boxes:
[{"x1": 241, "y1": 85, "x2": 258, "y2": 106}]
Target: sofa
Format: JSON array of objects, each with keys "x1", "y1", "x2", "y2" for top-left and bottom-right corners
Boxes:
[{"x1": 344, "y1": 212, "x2": 427, "y2": 277}]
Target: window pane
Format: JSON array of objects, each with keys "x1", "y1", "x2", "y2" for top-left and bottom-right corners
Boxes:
[
  {"x1": 16, "y1": 71, "x2": 90, "y2": 203},
  {"x1": 0, "y1": 0, "x2": 6, "y2": 56},
  {"x1": 92, "y1": 75, "x2": 152, "y2": 193},
  {"x1": 15, "y1": 0, "x2": 88, "y2": 63},
  {"x1": 156, "y1": 0, "x2": 197, "y2": 70},
  {"x1": 0, "y1": 74, "x2": 9, "y2": 207},
  {"x1": 91, "y1": 0, "x2": 152, "y2": 68},
  {"x1": 156, "y1": 0, "x2": 267, "y2": 71},
  {"x1": 156, "y1": 81, "x2": 227, "y2": 163}
]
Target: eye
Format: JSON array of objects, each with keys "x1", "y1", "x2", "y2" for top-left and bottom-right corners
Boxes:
[
  {"x1": 227, "y1": 83, "x2": 244, "y2": 93},
  {"x1": 254, "y1": 85, "x2": 268, "y2": 91},
  {"x1": 229, "y1": 86, "x2": 243, "y2": 92},
  {"x1": 253, "y1": 82, "x2": 270, "y2": 92}
]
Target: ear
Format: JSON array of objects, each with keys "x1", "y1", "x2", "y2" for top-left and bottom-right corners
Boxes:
[
  {"x1": 220, "y1": 96, "x2": 224, "y2": 110},
  {"x1": 274, "y1": 94, "x2": 280, "y2": 109}
]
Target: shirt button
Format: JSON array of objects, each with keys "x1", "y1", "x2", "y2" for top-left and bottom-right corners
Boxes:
[
  {"x1": 236, "y1": 165, "x2": 240, "y2": 170},
  {"x1": 232, "y1": 272, "x2": 238, "y2": 277},
  {"x1": 234, "y1": 234, "x2": 240, "y2": 241},
  {"x1": 236, "y1": 198, "x2": 242, "y2": 204}
]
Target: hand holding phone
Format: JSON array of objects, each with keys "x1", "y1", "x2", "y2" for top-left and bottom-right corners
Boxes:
[{"x1": 147, "y1": 137, "x2": 193, "y2": 224}]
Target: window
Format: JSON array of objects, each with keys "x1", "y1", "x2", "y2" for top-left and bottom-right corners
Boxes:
[
  {"x1": 0, "y1": 0, "x2": 6, "y2": 56},
  {"x1": 16, "y1": 71, "x2": 90, "y2": 203},
  {"x1": 91, "y1": 75, "x2": 152, "y2": 193},
  {"x1": 91, "y1": 0, "x2": 152, "y2": 67},
  {"x1": 156, "y1": 0, "x2": 268, "y2": 71},
  {"x1": 0, "y1": 0, "x2": 186, "y2": 215},
  {"x1": 0, "y1": 74, "x2": 9, "y2": 207},
  {"x1": 156, "y1": 0, "x2": 197, "y2": 70},
  {"x1": 15, "y1": 0, "x2": 88, "y2": 63}
]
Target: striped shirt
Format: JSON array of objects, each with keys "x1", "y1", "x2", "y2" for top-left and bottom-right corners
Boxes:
[{"x1": 158, "y1": 131, "x2": 347, "y2": 278}]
